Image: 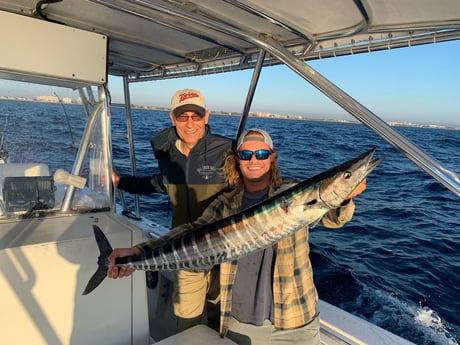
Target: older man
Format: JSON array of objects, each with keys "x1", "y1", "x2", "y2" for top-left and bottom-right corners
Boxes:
[{"x1": 112, "y1": 89, "x2": 234, "y2": 332}]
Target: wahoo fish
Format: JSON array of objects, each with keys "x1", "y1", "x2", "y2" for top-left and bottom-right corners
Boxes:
[{"x1": 83, "y1": 147, "x2": 383, "y2": 295}]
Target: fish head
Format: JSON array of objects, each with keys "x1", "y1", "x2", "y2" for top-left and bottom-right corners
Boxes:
[{"x1": 318, "y1": 148, "x2": 384, "y2": 209}]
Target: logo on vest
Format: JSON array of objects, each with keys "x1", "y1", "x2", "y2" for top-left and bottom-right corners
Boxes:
[{"x1": 197, "y1": 164, "x2": 216, "y2": 180}]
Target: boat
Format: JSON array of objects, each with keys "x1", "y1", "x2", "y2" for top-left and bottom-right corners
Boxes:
[{"x1": 0, "y1": 1, "x2": 459, "y2": 344}]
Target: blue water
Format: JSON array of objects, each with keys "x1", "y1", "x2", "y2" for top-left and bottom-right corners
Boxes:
[
  {"x1": 2, "y1": 100, "x2": 459, "y2": 344},
  {"x1": 111, "y1": 109, "x2": 460, "y2": 345}
]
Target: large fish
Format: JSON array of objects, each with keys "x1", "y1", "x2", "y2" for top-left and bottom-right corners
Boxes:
[{"x1": 83, "y1": 147, "x2": 383, "y2": 295}]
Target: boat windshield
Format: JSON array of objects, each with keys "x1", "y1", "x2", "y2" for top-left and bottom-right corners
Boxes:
[{"x1": 0, "y1": 79, "x2": 112, "y2": 220}]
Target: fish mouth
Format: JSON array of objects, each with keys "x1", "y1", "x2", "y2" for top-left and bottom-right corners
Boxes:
[
  {"x1": 345, "y1": 147, "x2": 384, "y2": 177},
  {"x1": 366, "y1": 152, "x2": 385, "y2": 175}
]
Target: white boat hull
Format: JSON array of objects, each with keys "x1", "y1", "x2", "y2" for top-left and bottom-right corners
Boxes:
[{"x1": 0, "y1": 213, "x2": 149, "y2": 345}]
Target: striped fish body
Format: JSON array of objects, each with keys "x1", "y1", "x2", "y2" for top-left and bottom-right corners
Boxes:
[{"x1": 83, "y1": 147, "x2": 383, "y2": 295}]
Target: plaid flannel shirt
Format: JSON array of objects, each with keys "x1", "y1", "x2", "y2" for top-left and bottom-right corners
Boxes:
[{"x1": 216, "y1": 185, "x2": 355, "y2": 337}]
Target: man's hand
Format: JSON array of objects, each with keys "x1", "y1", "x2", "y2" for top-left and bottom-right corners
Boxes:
[
  {"x1": 111, "y1": 169, "x2": 121, "y2": 188},
  {"x1": 107, "y1": 247, "x2": 140, "y2": 278}
]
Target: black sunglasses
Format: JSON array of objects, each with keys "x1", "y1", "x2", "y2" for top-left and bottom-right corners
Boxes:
[{"x1": 238, "y1": 149, "x2": 272, "y2": 160}]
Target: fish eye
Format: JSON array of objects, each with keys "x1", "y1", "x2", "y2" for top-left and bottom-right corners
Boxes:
[{"x1": 344, "y1": 171, "x2": 352, "y2": 179}]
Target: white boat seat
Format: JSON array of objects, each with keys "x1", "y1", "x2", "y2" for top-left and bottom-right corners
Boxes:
[{"x1": 0, "y1": 161, "x2": 49, "y2": 187}]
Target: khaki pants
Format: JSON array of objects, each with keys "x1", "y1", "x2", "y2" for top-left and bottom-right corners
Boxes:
[
  {"x1": 174, "y1": 266, "x2": 220, "y2": 333},
  {"x1": 226, "y1": 315, "x2": 320, "y2": 345}
]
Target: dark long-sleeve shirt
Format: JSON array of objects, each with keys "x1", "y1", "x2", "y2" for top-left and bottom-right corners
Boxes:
[{"x1": 117, "y1": 125, "x2": 234, "y2": 226}]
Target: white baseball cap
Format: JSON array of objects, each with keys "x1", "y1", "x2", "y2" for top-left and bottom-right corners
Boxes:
[{"x1": 170, "y1": 88, "x2": 206, "y2": 117}]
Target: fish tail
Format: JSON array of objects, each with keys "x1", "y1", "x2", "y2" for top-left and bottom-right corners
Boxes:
[{"x1": 82, "y1": 225, "x2": 112, "y2": 295}]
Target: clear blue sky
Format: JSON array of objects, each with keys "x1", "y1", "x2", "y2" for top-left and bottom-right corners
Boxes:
[{"x1": 108, "y1": 40, "x2": 460, "y2": 127}]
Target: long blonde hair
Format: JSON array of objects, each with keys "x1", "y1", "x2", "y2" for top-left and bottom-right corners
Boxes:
[{"x1": 222, "y1": 150, "x2": 283, "y2": 189}]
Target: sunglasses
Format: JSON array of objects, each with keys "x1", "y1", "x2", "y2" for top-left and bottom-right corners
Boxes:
[
  {"x1": 238, "y1": 149, "x2": 272, "y2": 160},
  {"x1": 175, "y1": 114, "x2": 204, "y2": 122}
]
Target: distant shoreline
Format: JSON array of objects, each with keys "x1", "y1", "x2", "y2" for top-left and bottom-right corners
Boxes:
[{"x1": 1, "y1": 97, "x2": 458, "y2": 131}]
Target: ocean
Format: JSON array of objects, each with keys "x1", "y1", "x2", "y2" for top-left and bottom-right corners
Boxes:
[
  {"x1": 111, "y1": 108, "x2": 460, "y2": 345},
  {"x1": 2, "y1": 100, "x2": 459, "y2": 344}
]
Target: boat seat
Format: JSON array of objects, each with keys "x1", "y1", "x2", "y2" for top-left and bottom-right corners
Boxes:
[
  {"x1": 0, "y1": 163, "x2": 53, "y2": 214},
  {"x1": 0, "y1": 163, "x2": 50, "y2": 195}
]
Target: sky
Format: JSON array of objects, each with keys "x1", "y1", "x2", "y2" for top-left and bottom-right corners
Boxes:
[
  {"x1": 106, "y1": 40, "x2": 460, "y2": 127},
  {"x1": 2, "y1": 40, "x2": 459, "y2": 126}
]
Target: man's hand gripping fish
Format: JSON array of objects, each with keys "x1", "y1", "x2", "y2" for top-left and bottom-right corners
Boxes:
[{"x1": 83, "y1": 147, "x2": 383, "y2": 295}]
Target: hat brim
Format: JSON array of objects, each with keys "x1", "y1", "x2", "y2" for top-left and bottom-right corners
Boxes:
[
  {"x1": 173, "y1": 104, "x2": 206, "y2": 117},
  {"x1": 237, "y1": 128, "x2": 274, "y2": 151}
]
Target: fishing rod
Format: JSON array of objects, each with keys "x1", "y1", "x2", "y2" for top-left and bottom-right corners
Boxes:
[
  {"x1": 0, "y1": 109, "x2": 10, "y2": 163},
  {"x1": 0, "y1": 135, "x2": 8, "y2": 163},
  {"x1": 54, "y1": 92, "x2": 77, "y2": 155}
]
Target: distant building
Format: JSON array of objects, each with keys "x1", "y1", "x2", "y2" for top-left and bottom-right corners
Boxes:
[{"x1": 35, "y1": 95, "x2": 59, "y2": 103}]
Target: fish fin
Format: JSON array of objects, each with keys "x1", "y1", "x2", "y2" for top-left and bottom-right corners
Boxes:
[
  {"x1": 82, "y1": 265, "x2": 109, "y2": 295},
  {"x1": 280, "y1": 199, "x2": 289, "y2": 213},
  {"x1": 82, "y1": 225, "x2": 112, "y2": 295},
  {"x1": 93, "y1": 224, "x2": 113, "y2": 259}
]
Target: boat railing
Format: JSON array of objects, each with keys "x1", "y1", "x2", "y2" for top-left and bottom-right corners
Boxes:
[
  {"x1": 107, "y1": 1, "x2": 460, "y2": 197},
  {"x1": 110, "y1": 76, "x2": 142, "y2": 220}
]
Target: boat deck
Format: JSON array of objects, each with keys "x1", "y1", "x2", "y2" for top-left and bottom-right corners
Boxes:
[
  {"x1": 155, "y1": 325, "x2": 236, "y2": 345},
  {"x1": 153, "y1": 316, "x2": 415, "y2": 345}
]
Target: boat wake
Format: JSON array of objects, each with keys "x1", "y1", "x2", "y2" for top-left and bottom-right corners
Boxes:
[
  {"x1": 412, "y1": 303, "x2": 458, "y2": 345},
  {"x1": 351, "y1": 286, "x2": 457, "y2": 345}
]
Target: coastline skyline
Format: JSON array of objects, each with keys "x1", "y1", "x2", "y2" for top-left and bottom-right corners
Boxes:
[{"x1": 1, "y1": 96, "x2": 458, "y2": 131}]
